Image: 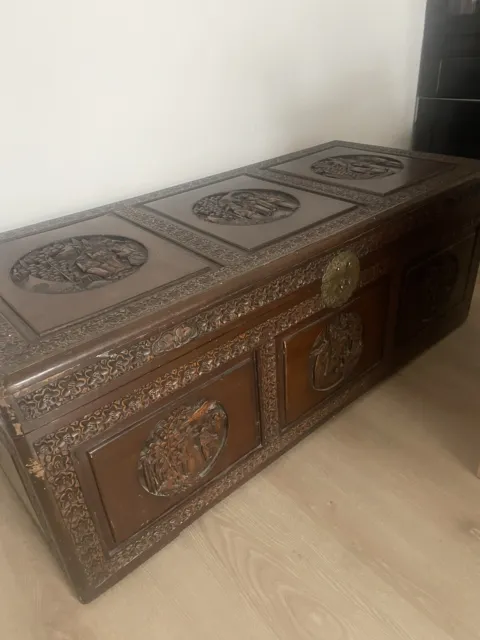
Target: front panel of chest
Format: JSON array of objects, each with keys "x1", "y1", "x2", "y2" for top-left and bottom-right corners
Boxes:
[{"x1": 28, "y1": 250, "x2": 390, "y2": 588}]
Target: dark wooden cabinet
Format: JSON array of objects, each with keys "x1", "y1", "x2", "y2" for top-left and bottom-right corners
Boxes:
[
  {"x1": 414, "y1": 0, "x2": 480, "y2": 158},
  {"x1": 415, "y1": 99, "x2": 480, "y2": 159},
  {"x1": 0, "y1": 141, "x2": 479, "y2": 602}
]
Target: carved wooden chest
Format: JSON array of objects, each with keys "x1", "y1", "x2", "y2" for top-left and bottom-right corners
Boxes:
[{"x1": 1, "y1": 141, "x2": 479, "y2": 602}]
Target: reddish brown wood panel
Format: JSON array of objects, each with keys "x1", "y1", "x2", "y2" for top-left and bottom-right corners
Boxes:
[
  {"x1": 79, "y1": 358, "x2": 261, "y2": 546},
  {"x1": 280, "y1": 279, "x2": 390, "y2": 427},
  {"x1": 270, "y1": 145, "x2": 451, "y2": 195},
  {"x1": 0, "y1": 141, "x2": 479, "y2": 603},
  {"x1": 145, "y1": 175, "x2": 353, "y2": 251},
  {"x1": 396, "y1": 233, "x2": 477, "y2": 345},
  {"x1": 0, "y1": 214, "x2": 214, "y2": 334}
]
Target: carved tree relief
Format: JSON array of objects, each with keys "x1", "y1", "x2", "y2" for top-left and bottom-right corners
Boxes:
[
  {"x1": 311, "y1": 154, "x2": 404, "y2": 181},
  {"x1": 11, "y1": 235, "x2": 148, "y2": 294},
  {"x1": 310, "y1": 312, "x2": 364, "y2": 391},
  {"x1": 192, "y1": 189, "x2": 300, "y2": 225},
  {"x1": 138, "y1": 400, "x2": 228, "y2": 497}
]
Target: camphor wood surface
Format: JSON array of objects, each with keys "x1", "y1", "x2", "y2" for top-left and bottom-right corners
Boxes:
[
  {"x1": 1, "y1": 140, "x2": 479, "y2": 602},
  {"x1": 0, "y1": 284, "x2": 479, "y2": 640}
]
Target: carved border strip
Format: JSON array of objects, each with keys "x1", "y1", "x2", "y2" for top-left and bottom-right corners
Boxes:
[
  {"x1": 0, "y1": 313, "x2": 28, "y2": 369},
  {"x1": 116, "y1": 205, "x2": 242, "y2": 266},
  {"x1": 250, "y1": 167, "x2": 381, "y2": 206},
  {"x1": 258, "y1": 341, "x2": 280, "y2": 444},
  {"x1": 32, "y1": 270, "x2": 384, "y2": 586},
  {"x1": 15, "y1": 255, "x2": 384, "y2": 422}
]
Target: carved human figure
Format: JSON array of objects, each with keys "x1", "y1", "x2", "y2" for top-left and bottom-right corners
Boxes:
[
  {"x1": 311, "y1": 154, "x2": 404, "y2": 181},
  {"x1": 139, "y1": 400, "x2": 228, "y2": 497},
  {"x1": 193, "y1": 189, "x2": 300, "y2": 225},
  {"x1": 310, "y1": 312, "x2": 364, "y2": 391},
  {"x1": 11, "y1": 235, "x2": 148, "y2": 294}
]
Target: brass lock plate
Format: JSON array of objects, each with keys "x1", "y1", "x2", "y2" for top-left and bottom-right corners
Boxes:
[{"x1": 321, "y1": 251, "x2": 360, "y2": 308}]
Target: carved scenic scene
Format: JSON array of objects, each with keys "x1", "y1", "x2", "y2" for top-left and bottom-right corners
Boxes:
[
  {"x1": 192, "y1": 189, "x2": 300, "y2": 225},
  {"x1": 311, "y1": 154, "x2": 404, "y2": 181},
  {"x1": 11, "y1": 235, "x2": 148, "y2": 294},
  {"x1": 310, "y1": 312, "x2": 364, "y2": 391},
  {"x1": 138, "y1": 400, "x2": 228, "y2": 497}
]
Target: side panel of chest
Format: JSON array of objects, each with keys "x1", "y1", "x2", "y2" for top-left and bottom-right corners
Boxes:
[{"x1": 396, "y1": 234, "x2": 477, "y2": 345}]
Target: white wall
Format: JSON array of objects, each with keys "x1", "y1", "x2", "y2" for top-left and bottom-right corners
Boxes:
[{"x1": 0, "y1": 0, "x2": 427, "y2": 232}]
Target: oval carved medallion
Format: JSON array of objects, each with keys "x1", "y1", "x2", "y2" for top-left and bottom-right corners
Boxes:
[
  {"x1": 321, "y1": 250, "x2": 360, "y2": 308},
  {"x1": 11, "y1": 235, "x2": 148, "y2": 294},
  {"x1": 192, "y1": 189, "x2": 300, "y2": 225},
  {"x1": 310, "y1": 312, "x2": 364, "y2": 391},
  {"x1": 311, "y1": 154, "x2": 404, "y2": 181},
  {"x1": 138, "y1": 400, "x2": 228, "y2": 497}
]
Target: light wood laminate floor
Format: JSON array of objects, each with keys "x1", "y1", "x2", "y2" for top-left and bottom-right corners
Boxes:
[{"x1": 1, "y1": 285, "x2": 480, "y2": 640}]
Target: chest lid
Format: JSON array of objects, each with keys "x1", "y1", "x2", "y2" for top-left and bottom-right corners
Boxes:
[{"x1": 0, "y1": 141, "x2": 477, "y2": 396}]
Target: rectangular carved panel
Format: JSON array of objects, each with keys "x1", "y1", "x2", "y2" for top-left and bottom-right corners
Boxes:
[
  {"x1": 145, "y1": 175, "x2": 353, "y2": 251},
  {"x1": 77, "y1": 358, "x2": 261, "y2": 547},
  {"x1": 280, "y1": 279, "x2": 389, "y2": 426},
  {"x1": 270, "y1": 146, "x2": 451, "y2": 195},
  {"x1": 396, "y1": 234, "x2": 476, "y2": 345},
  {"x1": 0, "y1": 213, "x2": 214, "y2": 334}
]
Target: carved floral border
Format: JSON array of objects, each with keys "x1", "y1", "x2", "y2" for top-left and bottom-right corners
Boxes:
[{"x1": 14, "y1": 253, "x2": 383, "y2": 422}]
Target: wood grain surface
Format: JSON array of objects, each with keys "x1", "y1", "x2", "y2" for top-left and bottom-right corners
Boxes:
[{"x1": 0, "y1": 284, "x2": 479, "y2": 640}]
